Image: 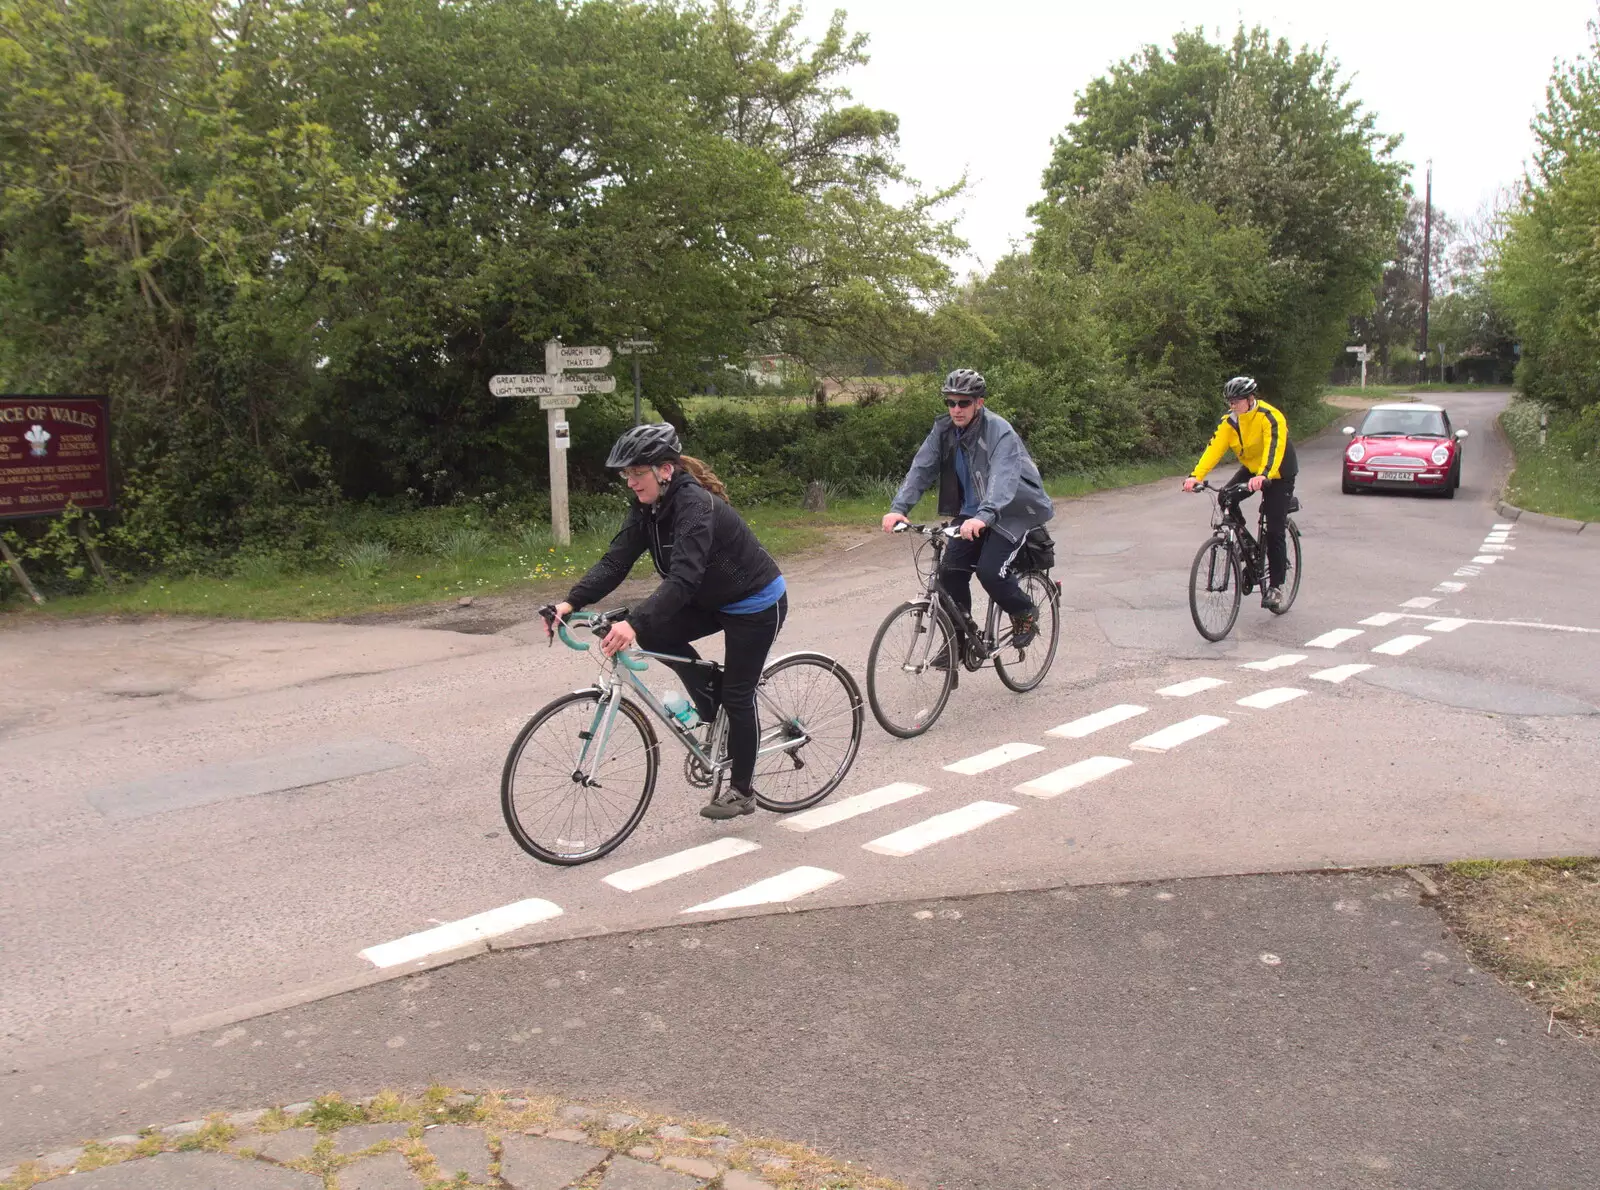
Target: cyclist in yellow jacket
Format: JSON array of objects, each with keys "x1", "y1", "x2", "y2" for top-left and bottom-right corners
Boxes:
[{"x1": 1182, "y1": 376, "x2": 1298, "y2": 610}]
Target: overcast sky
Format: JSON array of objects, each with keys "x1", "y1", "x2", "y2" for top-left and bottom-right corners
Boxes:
[{"x1": 799, "y1": 0, "x2": 1599, "y2": 274}]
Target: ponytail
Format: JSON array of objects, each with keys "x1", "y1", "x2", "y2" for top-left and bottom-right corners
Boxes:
[{"x1": 676, "y1": 454, "x2": 728, "y2": 502}]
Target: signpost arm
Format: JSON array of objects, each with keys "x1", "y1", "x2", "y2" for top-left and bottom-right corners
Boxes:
[
  {"x1": 0, "y1": 535, "x2": 45, "y2": 604},
  {"x1": 548, "y1": 406, "x2": 571, "y2": 546}
]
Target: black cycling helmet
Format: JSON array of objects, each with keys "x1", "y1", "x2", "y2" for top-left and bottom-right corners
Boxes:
[
  {"x1": 1223, "y1": 376, "x2": 1258, "y2": 402},
  {"x1": 605, "y1": 422, "x2": 681, "y2": 469},
  {"x1": 941, "y1": 368, "x2": 987, "y2": 398}
]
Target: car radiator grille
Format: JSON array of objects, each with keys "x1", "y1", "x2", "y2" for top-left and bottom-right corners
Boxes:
[{"x1": 1365, "y1": 456, "x2": 1426, "y2": 468}]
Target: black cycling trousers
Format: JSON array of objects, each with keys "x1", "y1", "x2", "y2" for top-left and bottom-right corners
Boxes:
[
  {"x1": 633, "y1": 593, "x2": 787, "y2": 794},
  {"x1": 1227, "y1": 460, "x2": 1298, "y2": 587},
  {"x1": 940, "y1": 529, "x2": 1033, "y2": 620}
]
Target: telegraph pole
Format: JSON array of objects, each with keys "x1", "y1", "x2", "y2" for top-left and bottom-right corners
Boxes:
[{"x1": 1419, "y1": 161, "x2": 1433, "y2": 386}]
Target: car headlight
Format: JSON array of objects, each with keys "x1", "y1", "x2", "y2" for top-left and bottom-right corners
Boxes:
[
  {"x1": 1431, "y1": 444, "x2": 1450, "y2": 465},
  {"x1": 1346, "y1": 443, "x2": 1365, "y2": 463}
]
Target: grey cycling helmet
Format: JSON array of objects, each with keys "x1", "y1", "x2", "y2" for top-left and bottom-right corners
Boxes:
[
  {"x1": 605, "y1": 422, "x2": 681, "y2": 468},
  {"x1": 1223, "y1": 376, "x2": 1258, "y2": 401},
  {"x1": 941, "y1": 368, "x2": 987, "y2": 398}
]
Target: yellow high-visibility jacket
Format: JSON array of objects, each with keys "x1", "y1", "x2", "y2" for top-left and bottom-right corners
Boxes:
[{"x1": 1190, "y1": 399, "x2": 1292, "y2": 480}]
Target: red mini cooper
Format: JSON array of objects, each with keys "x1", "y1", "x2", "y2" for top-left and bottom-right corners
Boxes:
[{"x1": 1341, "y1": 402, "x2": 1468, "y2": 498}]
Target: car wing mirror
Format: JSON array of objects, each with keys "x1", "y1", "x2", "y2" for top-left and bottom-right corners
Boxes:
[
  {"x1": 1455, "y1": 429, "x2": 1469, "y2": 439},
  {"x1": 1341, "y1": 426, "x2": 1355, "y2": 435}
]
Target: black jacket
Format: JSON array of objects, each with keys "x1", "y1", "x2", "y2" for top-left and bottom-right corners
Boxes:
[{"x1": 565, "y1": 470, "x2": 781, "y2": 636}]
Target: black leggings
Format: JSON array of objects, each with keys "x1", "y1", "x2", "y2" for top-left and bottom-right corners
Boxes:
[
  {"x1": 633, "y1": 593, "x2": 788, "y2": 793},
  {"x1": 939, "y1": 529, "x2": 1034, "y2": 620},
  {"x1": 1228, "y1": 452, "x2": 1298, "y2": 587}
]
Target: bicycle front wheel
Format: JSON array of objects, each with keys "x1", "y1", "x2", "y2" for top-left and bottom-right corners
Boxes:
[
  {"x1": 751, "y1": 652, "x2": 864, "y2": 813},
  {"x1": 1189, "y1": 537, "x2": 1242, "y2": 641},
  {"x1": 1269, "y1": 520, "x2": 1303, "y2": 615},
  {"x1": 866, "y1": 599, "x2": 957, "y2": 738},
  {"x1": 992, "y1": 571, "x2": 1061, "y2": 693},
  {"x1": 501, "y1": 691, "x2": 658, "y2": 865}
]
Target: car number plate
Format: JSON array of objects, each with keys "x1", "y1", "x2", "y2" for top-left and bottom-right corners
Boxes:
[{"x1": 1376, "y1": 470, "x2": 1415, "y2": 481}]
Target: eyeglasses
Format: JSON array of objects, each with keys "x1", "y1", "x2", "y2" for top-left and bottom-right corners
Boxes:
[
  {"x1": 618, "y1": 466, "x2": 656, "y2": 481},
  {"x1": 944, "y1": 398, "x2": 976, "y2": 409}
]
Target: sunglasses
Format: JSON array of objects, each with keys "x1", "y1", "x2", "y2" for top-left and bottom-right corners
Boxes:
[{"x1": 944, "y1": 397, "x2": 977, "y2": 409}]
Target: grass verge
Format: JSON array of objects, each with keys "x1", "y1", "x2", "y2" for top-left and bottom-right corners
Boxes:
[
  {"x1": 1430, "y1": 857, "x2": 1600, "y2": 1039},
  {"x1": 1322, "y1": 383, "x2": 1508, "y2": 398},
  {"x1": 1499, "y1": 401, "x2": 1600, "y2": 522}
]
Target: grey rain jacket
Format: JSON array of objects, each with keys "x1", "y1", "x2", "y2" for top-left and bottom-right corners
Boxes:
[{"x1": 890, "y1": 410, "x2": 1054, "y2": 541}]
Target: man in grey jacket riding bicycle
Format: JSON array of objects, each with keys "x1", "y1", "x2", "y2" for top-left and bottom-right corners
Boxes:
[{"x1": 881, "y1": 369, "x2": 1055, "y2": 648}]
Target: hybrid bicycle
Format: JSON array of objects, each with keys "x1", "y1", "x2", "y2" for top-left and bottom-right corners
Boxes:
[
  {"x1": 1187, "y1": 480, "x2": 1302, "y2": 642},
  {"x1": 865, "y1": 523, "x2": 1061, "y2": 738},
  {"x1": 501, "y1": 607, "x2": 864, "y2": 865}
]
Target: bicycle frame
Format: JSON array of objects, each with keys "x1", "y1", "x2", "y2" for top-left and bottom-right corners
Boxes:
[{"x1": 895, "y1": 524, "x2": 1002, "y2": 668}]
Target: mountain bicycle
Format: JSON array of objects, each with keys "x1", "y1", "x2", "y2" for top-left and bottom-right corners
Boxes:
[
  {"x1": 1187, "y1": 480, "x2": 1302, "y2": 642},
  {"x1": 501, "y1": 607, "x2": 863, "y2": 865},
  {"x1": 865, "y1": 523, "x2": 1061, "y2": 738}
]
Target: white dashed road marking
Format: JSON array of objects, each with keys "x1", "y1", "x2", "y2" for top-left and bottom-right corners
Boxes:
[
  {"x1": 1047, "y1": 704, "x2": 1148, "y2": 738},
  {"x1": 1240, "y1": 654, "x2": 1306, "y2": 671},
  {"x1": 1472, "y1": 555, "x2": 1501, "y2": 564},
  {"x1": 1400, "y1": 597, "x2": 1439, "y2": 609},
  {"x1": 862, "y1": 801, "x2": 1019, "y2": 857},
  {"x1": 1493, "y1": 522, "x2": 1514, "y2": 530},
  {"x1": 1435, "y1": 581, "x2": 1466, "y2": 593},
  {"x1": 1359, "y1": 612, "x2": 1406, "y2": 627},
  {"x1": 1311, "y1": 664, "x2": 1374, "y2": 683},
  {"x1": 1305, "y1": 628, "x2": 1363, "y2": 648},
  {"x1": 1131, "y1": 715, "x2": 1229, "y2": 752},
  {"x1": 1425, "y1": 618, "x2": 1469, "y2": 633},
  {"x1": 944, "y1": 742, "x2": 1046, "y2": 775},
  {"x1": 360, "y1": 898, "x2": 563, "y2": 968},
  {"x1": 602, "y1": 838, "x2": 760, "y2": 892},
  {"x1": 1372, "y1": 634, "x2": 1431, "y2": 656},
  {"x1": 781, "y1": 782, "x2": 929, "y2": 832},
  {"x1": 1157, "y1": 677, "x2": 1228, "y2": 697},
  {"x1": 1014, "y1": 756, "x2": 1134, "y2": 799},
  {"x1": 682, "y1": 866, "x2": 843, "y2": 913},
  {"x1": 1236, "y1": 687, "x2": 1309, "y2": 709},
  {"x1": 1455, "y1": 566, "x2": 1481, "y2": 577}
]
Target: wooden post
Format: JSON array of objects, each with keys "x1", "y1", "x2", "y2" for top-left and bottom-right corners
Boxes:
[
  {"x1": 75, "y1": 517, "x2": 113, "y2": 584},
  {"x1": 548, "y1": 405, "x2": 571, "y2": 545},
  {"x1": 0, "y1": 535, "x2": 45, "y2": 605}
]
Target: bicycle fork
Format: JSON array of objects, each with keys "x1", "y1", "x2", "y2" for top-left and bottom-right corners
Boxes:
[{"x1": 573, "y1": 685, "x2": 625, "y2": 786}]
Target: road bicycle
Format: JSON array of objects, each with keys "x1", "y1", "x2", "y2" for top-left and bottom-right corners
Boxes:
[
  {"x1": 865, "y1": 523, "x2": 1061, "y2": 738},
  {"x1": 1187, "y1": 480, "x2": 1302, "y2": 642},
  {"x1": 501, "y1": 607, "x2": 864, "y2": 865}
]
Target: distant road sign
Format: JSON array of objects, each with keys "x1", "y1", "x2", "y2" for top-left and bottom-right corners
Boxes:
[
  {"x1": 616, "y1": 339, "x2": 658, "y2": 355},
  {"x1": 539, "y1": 394, "x2": 582, "y2": 410},
  {"x1": 490, "y1": 374, "x2": 556, "y2": 398},
  {"x1": 547, "y1": 344, "x2": 612, "y2": 371},
  {"x1": 556, "y1": 374, "x2": 617, "y2": 395}
]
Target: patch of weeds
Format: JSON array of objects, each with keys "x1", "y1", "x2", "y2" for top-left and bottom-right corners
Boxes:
[
  {"x1": 436, "y1": 526, "x2": 490, "y2": 567},
  {"x1": 232, "y1": 552, "x2": 288, "y2": 582},
  {"x1": 365, "y1": 1090, "x2": 421, "y2": 1123},
  {"x1": 1445, "y1": 858, "x2": 1512, "y2": 880},
  {"x1": 338, "y1": 539, "x2": 393, "y2": 581},
  {"x1": 303, "y1": 1093, "x2": 369, "y2": 1129}
]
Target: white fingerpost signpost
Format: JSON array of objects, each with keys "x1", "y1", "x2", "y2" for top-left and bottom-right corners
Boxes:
[
  {"x1": 489, "y1": 340, "x2": 615, "y2": 545},
  {"x1": 1345, "y1": 344, "x2": 1370, "y2": 389}
]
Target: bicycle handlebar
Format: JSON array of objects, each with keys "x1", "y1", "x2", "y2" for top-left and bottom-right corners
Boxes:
[
  {"x1": 892, "y1": 522, "x2": 961, "y2": 538},
  {"x1": 540, "y1": 607, "x2": 649, "y2": 672}
]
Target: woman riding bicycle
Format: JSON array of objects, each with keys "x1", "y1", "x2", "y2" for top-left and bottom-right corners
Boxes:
[{"x1": 545, "y1": 422, "x2": 787, "y2": 820}]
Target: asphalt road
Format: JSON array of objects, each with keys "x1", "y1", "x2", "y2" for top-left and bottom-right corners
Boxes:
[{"x1": 3, "y1": 390, "x2": 1598, "y2": 1179}]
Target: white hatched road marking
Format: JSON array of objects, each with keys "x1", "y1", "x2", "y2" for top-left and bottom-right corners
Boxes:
[
  {"x1": 781, "y1": 782, "x2": 929, "y2": 832},
  {"x1": 1485, "y1": 533, "x2": 1510, "y2": 543},
  {"x1": 1455, "y1": 566, "x2": 1482, "y2": 577},
  {"x1": 1493, "y1": 523, "x2": 1514, "y2": 530},
  {"x1": 1359, "y1": 612, "x2": 1406, "y2": 627},
  {"x1": 1471, "y1": 556, "x2": 1501, "y2": 564},
  {"x1": 682, "y1": 866, "x2": 843, "y2": 913},
  {"x1": 1047, "y1": 704, "x2": 1148, "y2": 738},
  {"x1": 862, "y1": 801, "x2": 1019, "y2": 857},
  {"x1": 1131, "y1": 715, "x2": 1229, "y2": 752},
  {"x1": 1400, "y1": 597, "x2": 1439, "y2": 609},
  {"x1": 1240, "y1": 654, "x2": 1307, "y2": 671},
  {"x1": 1426, "y1": 618, "x2": 1470, "y2": 633},
  {"x1": 1480, "y1": 545, "x2": 1514, "y2": 553},
  {"x1": 1236, "y1": 687, "x2": 1308, "y2": 709},
  {"x1": 1015, "y1": 756, "x2": 1134, "y2": 799},
  {"x1": 1372, "y1": 634, "x2": 1431, "y2": 656},
  {"x1": 944, "y1": 742, "x2": 1046, "y2": 775},
  {"x1": 602, "y1": 838, "x2": 760, "y2": 892},
  {"x1": 1157, "y1": 677, "x2": 1228, "y2": 697},
  {"x1": 1305, "y1": 628, "x2": 1363, "y2": 648},
  {"x1": 1434, "y1": 581, "x2": 1466, "y2": 593},
  {"x1": 1311, "y1": 663, "x2": 1373, "y2": 683},
  {"x1": 360, "y1": 899, "x2": 563, "y2": 968}
]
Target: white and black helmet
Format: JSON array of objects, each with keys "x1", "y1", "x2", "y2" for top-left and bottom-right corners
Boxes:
[
  {"x1": 605, "y1": 422, "x2": 681, "y2": 468},
  {"x1": 942, "y1": 368, "x2": 987, "y2": 398},
  {"x1": 1223, "y1": 376, "x2": 1258, "y2": 402}
]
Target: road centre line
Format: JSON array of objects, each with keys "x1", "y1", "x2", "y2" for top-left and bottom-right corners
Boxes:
[
  {"x1": 682, "y1": 866, "x2": 842, "y2": 913},
  {"x1": 1400, "y1": 597, "x2": 1439, "y2": 609},
  {"x1": 1157, "y1": 677, "x2": 1228, "y2": 697},
  {"x1": 1236, "y1": 687, "x2": 1308, "y2": 709},
  {"x1": 1372, "y1": 634, "x2": 1431, "y2": 655},
  {"x1": 602, "y1": 838, "x2": 759, "y2": 892},
  {"x1": 1015, "y1": 756, "x2": 1133, "y2": 799},
  {"x1": 781, "y1": 782, "x2": 929, "y2": 832},
  {"x1": 1240, "y1": 654, "x2": 1306, "y2": 671},
  {"x1": 1359, "y1": 612, "x2": 1406, "y2": 627},
  {"x1": 944, "y1": 742, "x2": 1046, "y2": 775},
  {"x1": 862, "y1": 801, "x2": 1019, "y2": 857},
  {"x1": 1305, "y1": 628, "x2": 1363, "y2": 648},
  {"x1": 1131, "y1": 715, "x2": 1229, "y2": 752},
  {"x1": 1389, "y1": 614, "x2": 1600, "y2": 634},
  {"x1": 360, "y1": 899, "x2": 563, "y2": 969},
  {"x1": 1047, "y1": 704, "x2": 1148, "y2": 738},
  {"x1": 1310, "y1": 664, "x2": 1373, "y2": 683}
]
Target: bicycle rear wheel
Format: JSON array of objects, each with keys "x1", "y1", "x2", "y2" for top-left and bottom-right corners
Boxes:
[
  {"x1": 501, "y1": 691, "x2": 658, "y2": 865},
  {"x1": 866, "y1": 599, "x2": 957, "y2": 738},
  {"x1": 1189, "y1": 537, "x2": 1242, "y2": 641},
  {"x1": 751, "y1": 652, "x2": 864, "y2": 812},
  {"x1": 1269, "y1": 520, "x2": 1303, "y2": 615},
  {"x1": 992, "y1": 571, "x2": 1061, "y2": 693}
]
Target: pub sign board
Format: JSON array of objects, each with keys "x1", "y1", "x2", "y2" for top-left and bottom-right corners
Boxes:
[{"x1": 0, "y1": 395, "x2": 113, "y2": 521}]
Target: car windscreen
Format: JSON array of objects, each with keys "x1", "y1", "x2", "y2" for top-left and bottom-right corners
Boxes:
[{"x1": 1358, "y1": 409, "x2": 1448, "y2": 437}]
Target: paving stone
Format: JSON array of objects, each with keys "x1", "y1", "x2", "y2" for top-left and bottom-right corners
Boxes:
[
  {"x1": 333, "y1": 1123, "x2": 411, "y2": 1153},
  {"x1": 422, "y1": 1125, "x2": 493, "y2": 1182},
  {"x1": 66, "y1": 1151, "x2": 322, "y2": 1187},
  {"x1": 606, "y1": 1112, "x2": 643, "y2": 1130},
  {"x1": 499, "y1": 1134, "x2": 607, "y2": 1190},
  {"x1": 721, "y1": 1173, "x2": 778, "y2": 1190},
  {"x1": 163, "y1": 1119, "x2": 207, "y2": 1137},
  {"x1": 341, "y1": 1151, "x2": 424, "y2": 1190},
  {"x1": 445, "y1": 1093, "x2": 479, "y2": 1108},
  {"x1": 628, "y1": 1146, "x2": 657, "y2": 1160},
  {"x1": 280, "y1": 1102, "x2": 314, "y2": 1117},
  {"x1": 600, "y1": 1156, "x2": 704, "y2": 1189},
  {"x1": 228, "y1": 1110, "x2": 271, "y2": 1130},
  {"x1": 655, "y1": 1125, "x2": 689, "y2": 1140},
  {"x1": 41, "y1": 1145, "x2": 86, "y2": 1169},
  {"x1": 558, "y1": 1104, "x2": 597, "y2": 1124},
  {"x1": 254, "y1": 1128, "x2": 319, "y2": 1162},
  {"x1": 546, "y1": 1127, "x2": 590, "y2": 1143},
  {"x1": 661, "y1": 1155, "x2": 720, "y2": 1178},
  {"x1": 105, "y1": 1135, "x2": 143, "y2": 1148}
]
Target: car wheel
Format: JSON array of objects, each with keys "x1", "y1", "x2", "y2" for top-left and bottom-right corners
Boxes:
[{"x1": 1341, "y1": 473, "x2": 1356, "y2": 495}]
